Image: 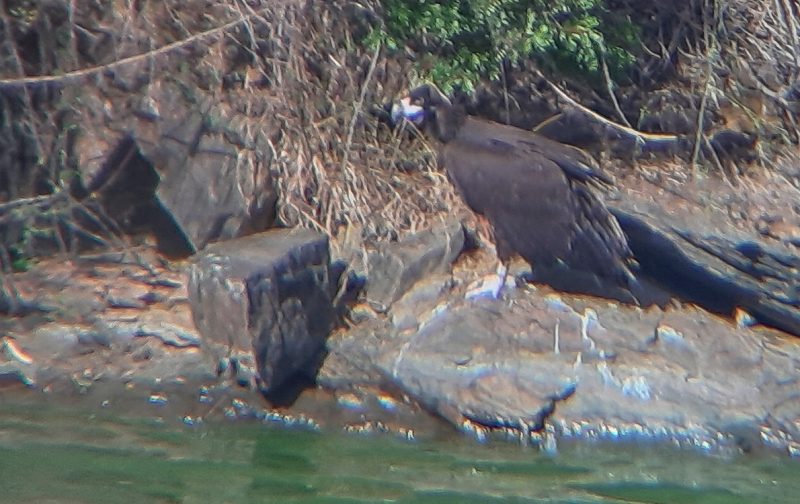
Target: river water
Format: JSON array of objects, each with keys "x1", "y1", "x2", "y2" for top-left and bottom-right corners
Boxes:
[{"x1": 1, "y1": 398, "x2": 797, "y2": 503}]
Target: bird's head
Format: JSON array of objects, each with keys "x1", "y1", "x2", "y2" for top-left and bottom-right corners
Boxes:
[
  {"x1": 390, "y1": 84, "x2": 451, "y2": 128},
  {"x1": 390, "y1": 84, "x2": 465, "y2": 142}
]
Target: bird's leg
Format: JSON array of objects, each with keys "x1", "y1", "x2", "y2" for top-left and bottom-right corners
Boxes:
[
  {"x1": 580, "y1": 308, "x2": 598, "y2": 350},
  {"x1": 553, "y1": 319, "x2": 561, "y2": 354},
  {"x1": 465, "y1": 261, "x2": 512, "y2": 300}
]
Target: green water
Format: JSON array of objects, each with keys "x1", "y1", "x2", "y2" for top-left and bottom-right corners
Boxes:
[{"x1": 0, "y1": 401, "x2": 797, "y2": 503}]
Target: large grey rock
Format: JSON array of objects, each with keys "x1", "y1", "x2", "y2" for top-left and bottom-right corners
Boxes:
[
  {"x1": 85, "y1": 87, "x2": 277, "y2": 257},
  {"x1": 365, "y1": 221, "x2": 464, "y2": 311},
  {"x1": 142, "y1": 103, "x2": 277, "y2": 253},
  {"x1": 188, "y1": 229, "x2": 340, "y2": 396},
  {"x1": 324, "y1": 285, "x2": 800, "y2": 453}
]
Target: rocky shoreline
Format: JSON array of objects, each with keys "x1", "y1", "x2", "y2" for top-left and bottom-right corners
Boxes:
[
  {"x1": 1, "y1": 0, "x2": 799, "y2": 458},
  {"x1": 3, "y1": 163, "x2": 800, "y2": 457}
]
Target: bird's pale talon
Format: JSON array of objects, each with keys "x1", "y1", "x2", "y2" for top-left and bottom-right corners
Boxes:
[{"x1": 466, "y1": 275, "x2": 505, "y2": 299}]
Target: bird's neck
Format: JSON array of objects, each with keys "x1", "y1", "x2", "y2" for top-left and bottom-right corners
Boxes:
[{"x1": 432, "y1": 105, "x2": 467, "y2": 143}]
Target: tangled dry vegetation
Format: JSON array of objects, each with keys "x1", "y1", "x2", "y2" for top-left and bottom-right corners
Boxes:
[
  {"x1": 671, "y1": 0, "x2": 800, "y2": 161},
  {"x1": 0, "y1": 0, "x2": 465, "y2": 267},
  {"x1": 232, "y1": 0, "x2": 464, "y2": 244},
  {"x1": 0, "y1": 0, "x2": 798, "y2": 276}
]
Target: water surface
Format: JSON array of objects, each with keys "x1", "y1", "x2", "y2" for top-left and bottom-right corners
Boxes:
[{"x1": 0, "y1": 399, "x2": 797, "y2": 503}]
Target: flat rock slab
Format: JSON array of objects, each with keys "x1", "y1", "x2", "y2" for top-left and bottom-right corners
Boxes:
[
  {"x1": 0, "y1": 249, "x2": 211, "y2": 393},
  {"x1": 188, "y1": 228, "x2": 340, "y2": 395},
  {"x1": 322, "y1": 282, "x2": 800, "y2": 454}
]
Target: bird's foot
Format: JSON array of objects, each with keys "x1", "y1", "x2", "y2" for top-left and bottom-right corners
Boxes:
[
  {"x1": 465, "y1": 274, "x2": 504, "y2": 299},
  {"x1": 465, "y1": 264, "x2": 515, "y2": 300}
]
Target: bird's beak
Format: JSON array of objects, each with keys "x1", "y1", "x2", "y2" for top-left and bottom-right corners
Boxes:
[{"x1": 390, "y1": 97, "x2": 425, "y2": 125}]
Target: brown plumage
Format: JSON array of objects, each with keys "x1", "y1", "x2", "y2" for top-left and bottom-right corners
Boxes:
[{"x1": 391, "y1": 84, "x2": 638, "y2": 300}]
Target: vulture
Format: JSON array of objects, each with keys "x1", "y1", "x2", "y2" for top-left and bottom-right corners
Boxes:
[{"x1": 390, "y1": 84, "x2": 640, "y2": 302}]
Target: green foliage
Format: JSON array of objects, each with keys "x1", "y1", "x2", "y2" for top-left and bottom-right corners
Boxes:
[
  {"x1": 7, "y1": 245, "x2": 31, "y2": 272},
  {"x1": 366, "y1": 0, "x2": 639, "y2": 91}
]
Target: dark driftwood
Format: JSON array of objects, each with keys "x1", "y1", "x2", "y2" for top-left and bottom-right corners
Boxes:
[{"x1": 612, "y1": 208, "x2": 800, "y2": 337}]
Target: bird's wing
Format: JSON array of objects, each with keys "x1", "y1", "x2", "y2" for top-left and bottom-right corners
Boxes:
[
  {"x1": 442, "y1": 135, "x2": 631, "y2": 282},
  {"x1": 517, "y1": 137, "x2": 613, "y2": 186},
  {"x1": 457, "y1": 118, "x2": 613, "y2": 186}
]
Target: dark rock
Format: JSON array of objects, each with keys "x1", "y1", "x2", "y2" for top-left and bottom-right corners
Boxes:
[
  {"x1": 145, "y1": 106, "x2": 276, "y2": 253},
  {"x1": 365, "y1": 221, "x2": 464, "y2": 311},
  {"x1": 705, "y1": 129, "x2": 758, "y2": 177},
  {"x1": 467, "y1": 85, "x2": 557, "y2": 132},
  {"x1": 530, "y1": 111, "x2": 604, "y2": 149},
  {"x1": 734, "y1": 240, "x2": 764, "y2": 262},
  {"x1": 87, "y1": 135, "x2": 194, "y2": 256},
  {"x1": 132, "y1": 276, "x2": 183, "y2": 289},
  {"x1": 611, "y1": 208, "x2": 800, "y2": 337},
  {"x1": 188, "y1": 228, "x2": 342, "y2": 398},
  {"x1": 32, "y1": 324, "x2": 120, "y2": 352},
  {"x1": 75, "y1": 329, "x2": 114, "y2": 348},
  {"x1": 138, "y1": 291, "x2": 166, "y2": 305},
  {"x1": 84, "y1": 84, "x2": 278, "y2": 257},
  {"x1": 710, "y1": 130, "x2": 757, "y2": 160}
]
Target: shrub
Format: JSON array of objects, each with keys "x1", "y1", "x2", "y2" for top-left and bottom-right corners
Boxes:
[{"x1": 366, "y1": 0, "x2": 639, "y2": 91}]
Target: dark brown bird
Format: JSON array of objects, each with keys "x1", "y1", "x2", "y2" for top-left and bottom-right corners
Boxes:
[{"x1": 391, "y1": 84, "x2": 639, "y2": 301}]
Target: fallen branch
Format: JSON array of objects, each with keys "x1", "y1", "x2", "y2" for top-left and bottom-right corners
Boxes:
[{"x1": 535, "y1": 71, "x2": 683, "y2": 145}]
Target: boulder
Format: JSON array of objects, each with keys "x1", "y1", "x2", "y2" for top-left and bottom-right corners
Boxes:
[
  {"x1": 364, "y1": 221, "x2": 464, "y2": 311},
  {"x1": 188, "y1": 228, "x2": 341, "y2": 397},
  {"x1": 85, "y1": 87, "x2": 277, "y2": 257}
]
